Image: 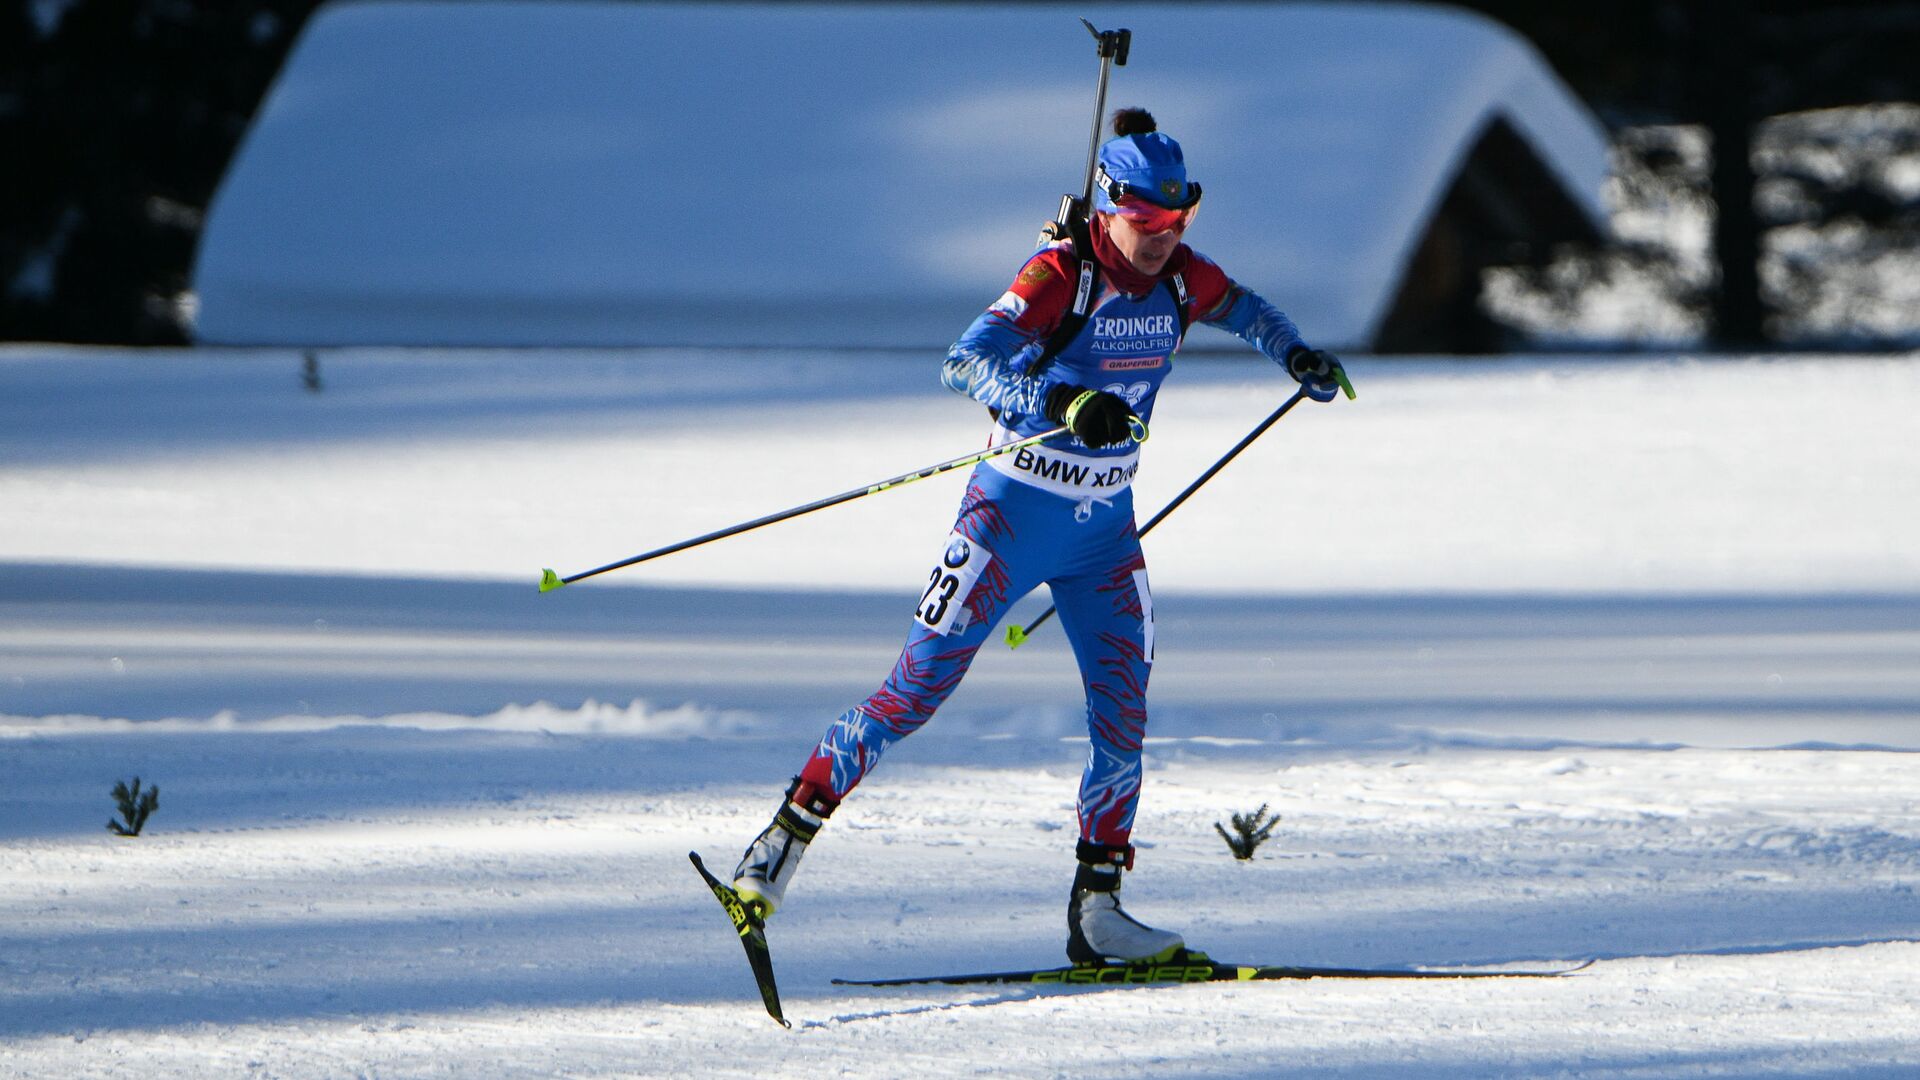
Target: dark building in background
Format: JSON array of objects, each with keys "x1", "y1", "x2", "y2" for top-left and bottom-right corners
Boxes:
[
  {"x1": 1, "y1": 0, "x2": 318, "y2": 344},
  {"x1": 1376, "y1": 117, "x2": 1606, "y2": 353},
  {"x1": 4, "y1": 0, "x2": 1918, "y2": 350}
]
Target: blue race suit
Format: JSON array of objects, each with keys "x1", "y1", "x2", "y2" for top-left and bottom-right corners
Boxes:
[{"x1": 796, "y1": 225, "x2": 1309, "y2": 849}]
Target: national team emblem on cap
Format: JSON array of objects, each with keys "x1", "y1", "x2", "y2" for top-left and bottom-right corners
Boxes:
[{"x1": 1160, "y1": 178, "x2": 1183, "y2": 201}]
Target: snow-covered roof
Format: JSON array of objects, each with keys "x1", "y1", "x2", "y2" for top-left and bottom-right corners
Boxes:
[{"x1": 192, "y1": 1, "x2": 1610, "y2": 350}]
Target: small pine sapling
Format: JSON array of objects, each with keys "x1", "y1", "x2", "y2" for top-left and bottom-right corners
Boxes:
[
  {"x1": 1214, "y1": 802, "x2": 1280, "y2": 860},
  {"x1": 107, "y1": 777, "x2": 159, "y2": 837}
]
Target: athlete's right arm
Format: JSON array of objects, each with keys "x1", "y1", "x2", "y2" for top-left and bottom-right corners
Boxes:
[{"x1": 939, "y1": 247, "x2": 1076, "y2": 419}]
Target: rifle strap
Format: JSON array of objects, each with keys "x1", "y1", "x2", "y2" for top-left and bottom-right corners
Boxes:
[
  {"x1": 1032, "y1": 263, "x2": 1189, "y2": 374},
  {"x1": 1022, "y1": 211, "x2": 1191, "y2": 384}
]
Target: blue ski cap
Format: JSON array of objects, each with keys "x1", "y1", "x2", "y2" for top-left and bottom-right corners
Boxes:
[{"x1": 1094, "y1": 131, "x2": 1192, "y2": 212}]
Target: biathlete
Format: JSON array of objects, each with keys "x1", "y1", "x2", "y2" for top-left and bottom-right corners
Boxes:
[{"x1": 731, "y1": 108, "x2": 1349, "y2": 963}]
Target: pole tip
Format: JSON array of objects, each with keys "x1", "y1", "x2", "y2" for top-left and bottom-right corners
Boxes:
[
  {"x1": 539, "y1": 568, "x2": 565, "y2": 593},
  {"x1": 1005, "y1": 624, "x2": 1029, "y2": 649}
]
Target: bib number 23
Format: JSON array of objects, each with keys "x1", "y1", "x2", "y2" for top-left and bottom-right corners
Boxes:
[{"x1": 915, "y1": 531, "x2": 993, "y2": 635}]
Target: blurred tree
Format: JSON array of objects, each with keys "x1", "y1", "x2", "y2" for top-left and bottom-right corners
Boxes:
[
  {"x1": 1462, "y1": 0, "x2": 1920, "y2": 348},
  {"x1": 0, "y1": 0, "x2": 320, "y2": 343}
]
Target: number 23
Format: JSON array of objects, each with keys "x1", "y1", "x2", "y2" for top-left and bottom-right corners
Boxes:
[{"x1": 919, "y1": 567, "x2": 960, "y2": 626}]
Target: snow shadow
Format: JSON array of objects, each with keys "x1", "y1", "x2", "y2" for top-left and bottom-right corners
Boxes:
[
  {"x1": 0, "y1": 348, "x2": 934, "y2": 465},
  {"x1": 6, "y1": 862, "x2": 1915, "y2": 1046},
  {"x1": 5, "y1": 561, "x2": 1917, "y2": 748},
  {"x1": 0, "y1": 893, "x2": 762, "y2": 1038},
  {"x1": 1140, "y1": 1048, "x2": 1920, "y2": 1080}
]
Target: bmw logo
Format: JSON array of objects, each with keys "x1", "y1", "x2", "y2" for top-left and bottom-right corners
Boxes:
[{"x1": 944, "y1": 538, "x2": 972, "y2": 567}]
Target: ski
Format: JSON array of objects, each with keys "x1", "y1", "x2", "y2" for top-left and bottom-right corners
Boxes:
[
  {"x1": 833, "y1": 952, "x2": 1594, "y2": 987},
  {"x1": 688, "y1": 851, "x2": 791, "y2": 1028}
]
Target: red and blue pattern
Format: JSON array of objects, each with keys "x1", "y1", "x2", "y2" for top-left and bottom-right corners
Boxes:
[
  {"x1": 796, "y1": 465, "x2": 1154, "y2": 848},
  {"x1": 794, "y1": 232, "x2": 1308, "y2": 854}
]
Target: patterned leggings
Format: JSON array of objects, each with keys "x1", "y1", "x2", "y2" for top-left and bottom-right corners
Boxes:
[{"x1": 796, "y1": 464, "x2": 1154, "y2": 846}]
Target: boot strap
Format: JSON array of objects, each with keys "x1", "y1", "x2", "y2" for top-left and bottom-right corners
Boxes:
[
  {"x1": 772, "y1": 803, "x2": 821, "y2": 844},
  {"x1": 784, "y1": 776, "x2": 839, "y2": 820},
  {"x1": 1076, "y1": 838, "x2": 1134, "y2": 871}
]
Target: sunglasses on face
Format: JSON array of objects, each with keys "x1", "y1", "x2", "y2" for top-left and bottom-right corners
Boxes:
[{"x1": 1112, "y1": 195, "x2": 1199, "y2": 236}]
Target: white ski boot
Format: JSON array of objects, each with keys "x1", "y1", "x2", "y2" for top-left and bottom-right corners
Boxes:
[
  {"x1": 731, "y1": 778, "x2": 836, "y2": 919},
  {"x1": 1066, "y1": 842, "x2": 1185, "y2": 963}
]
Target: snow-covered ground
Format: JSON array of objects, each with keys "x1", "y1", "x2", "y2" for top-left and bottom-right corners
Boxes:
[{"x1": 4, "y1": 346, "x2": 1919, "y2": 1077}]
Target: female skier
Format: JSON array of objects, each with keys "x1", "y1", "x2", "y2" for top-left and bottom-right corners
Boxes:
[{"x1": 731, "y1": 108, "x2": 1348, "y2": 963}]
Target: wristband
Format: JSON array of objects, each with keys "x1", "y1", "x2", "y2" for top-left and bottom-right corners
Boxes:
[{"x1": 1062, "y1": 389, "x2": 1102, "y2": 430}]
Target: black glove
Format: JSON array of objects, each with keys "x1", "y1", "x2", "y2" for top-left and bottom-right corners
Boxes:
[
  {"x1": 1286, "y1": 347, "x2": 1348, "y2": 403},
  {"x1": 1045, "y1": 384, "x2": 1138, "y2": 449}
]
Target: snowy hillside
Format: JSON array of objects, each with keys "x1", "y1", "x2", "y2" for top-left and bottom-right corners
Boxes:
[
  {"x1": 4, "y1": 346, "x2": 1918, "y2": 1077},
  {"x1": 191, "y1": 1, "x2": 1605, "y2": 349}
]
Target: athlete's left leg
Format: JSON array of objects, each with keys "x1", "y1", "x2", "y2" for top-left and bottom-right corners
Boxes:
[
  {"x1": 1048, "y1": 512, "x2": 1181, "y2": 962},
  {"x1": 1049, "y1": 516, "x2": 1154, "y2": 849}
]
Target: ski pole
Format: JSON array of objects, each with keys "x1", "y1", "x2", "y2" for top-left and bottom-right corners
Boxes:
[
  {"x1": 1004, "y1": 390, "x2": 1309, "y2": 648},
  {"x1": 540, "y1": 424, "x2": 1092, "y2": 592}
]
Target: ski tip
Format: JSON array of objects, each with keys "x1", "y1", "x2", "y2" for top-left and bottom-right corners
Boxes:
[
  {"x1": 1335, "y1": 367, "x2": 1357, "y2": 400},
  {"x1": 1005, "y1": 623, "x2": 1030, "y2": 649},
  {"x1": 538, "y1": 568, "x2": 565, "y2": 593}
]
